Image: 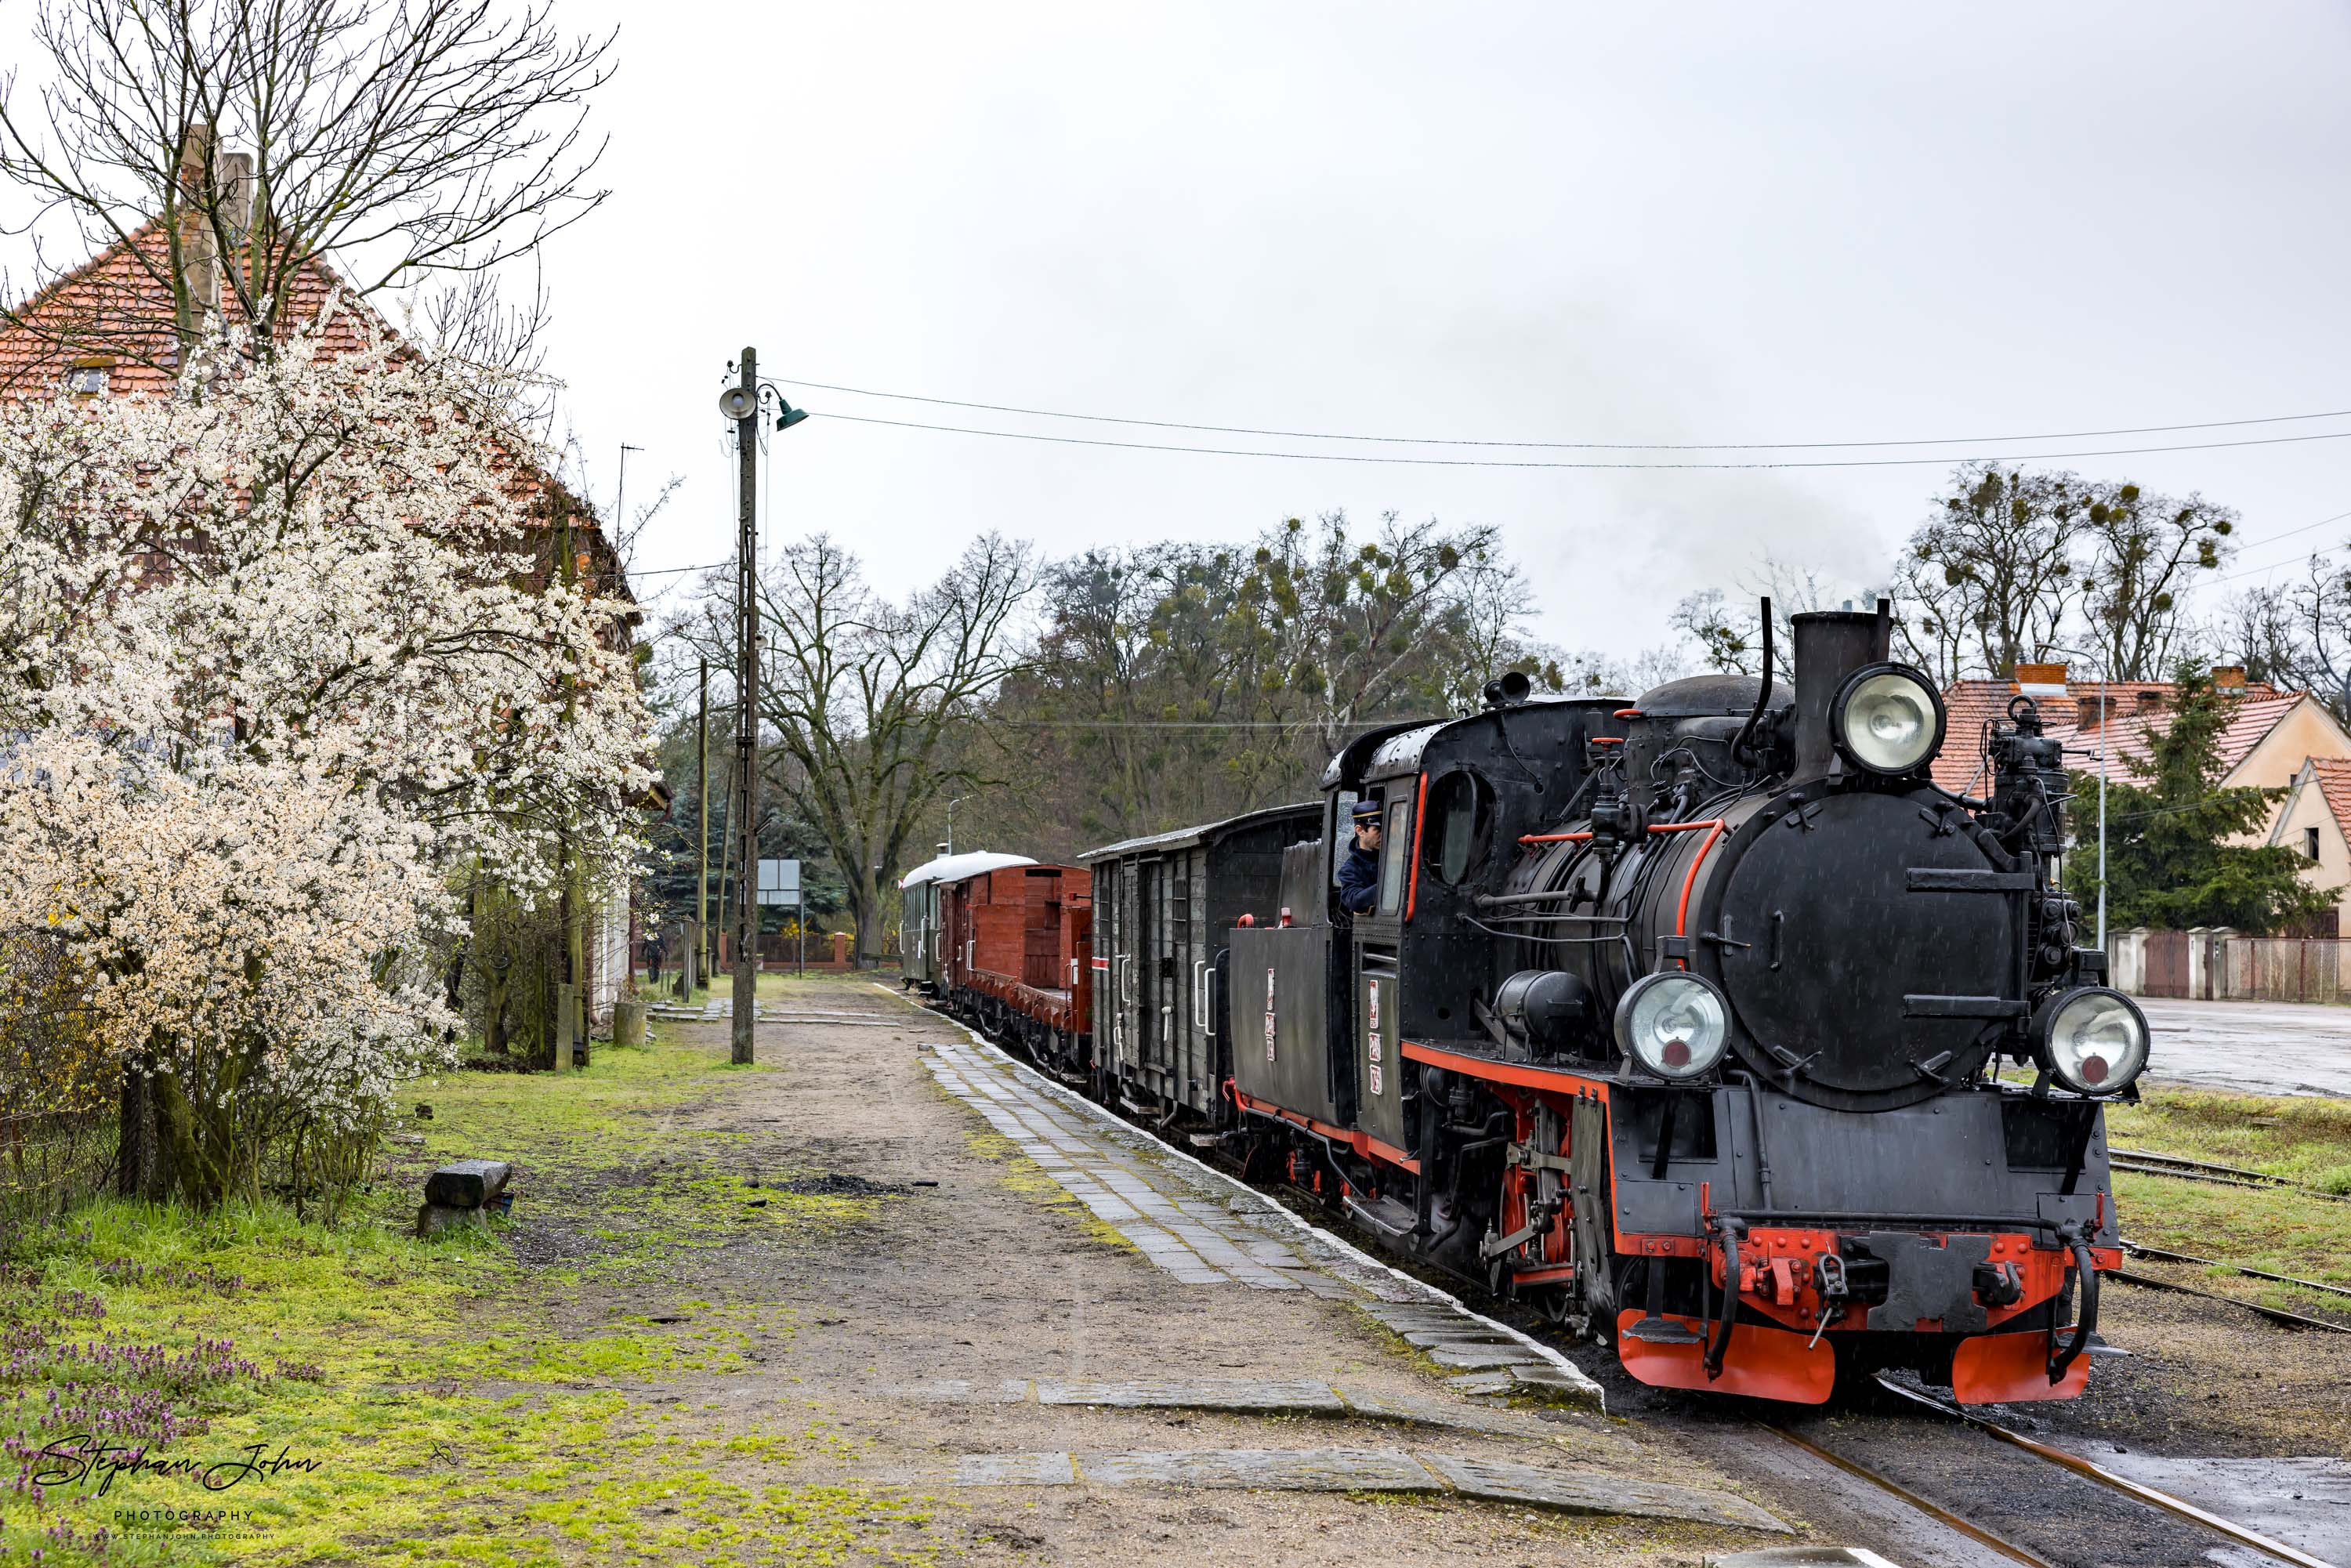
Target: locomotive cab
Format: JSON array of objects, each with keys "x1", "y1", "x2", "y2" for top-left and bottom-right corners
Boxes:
[{"x1": 1230, "y1": 689, "x2": 1627, "y2": 1233}]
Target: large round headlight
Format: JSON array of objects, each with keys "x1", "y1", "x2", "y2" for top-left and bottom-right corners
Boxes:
[
  {"x1": 1833, "y1": 664, "x2": 1945, "y2": 775},
  {"x1": 1615, "y1": 972, "x2": 1730, "y2": 1080},
  {"x1": 2034, "y1": 987, "x2": 2149, "y2": 1095}
]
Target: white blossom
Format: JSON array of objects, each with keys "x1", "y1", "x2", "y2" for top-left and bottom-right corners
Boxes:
[{"x1": 0, "y1": 323, "x2": 650, "y2": 1138}]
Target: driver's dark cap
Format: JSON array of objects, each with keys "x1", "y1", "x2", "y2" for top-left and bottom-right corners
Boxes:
[{"x1": 1351, "y1": 798, "x2": 1383, "y2": 823}]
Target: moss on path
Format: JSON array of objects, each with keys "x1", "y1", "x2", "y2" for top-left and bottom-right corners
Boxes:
[{"x1": 2, "y1": 991, "x2": 945, "y2": 1567}]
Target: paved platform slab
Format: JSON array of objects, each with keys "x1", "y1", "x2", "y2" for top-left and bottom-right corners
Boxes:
[
  {"x1": 1422, "y1": 1452, "x2": 1791, "y2": 1531},
  {"x1": 1076, "y1": 1447, "x2": 1440, "y2": 1492},
  {"x1": 1708, "y1": 1550, "x2": 1904, "y2": 1568},
  {"x1": 1036, "y1": 1377, "x2": 1346, "y2": 1413},
  {"x1": 620, "y1": 979, "x2": 1812, "y2": 1563},
  {"x1": 886, "y1": 1374, "x2": 1558, "y2": 1437},
  {"x1": 915, "y1": 1023, "x2": 1607, "y2": 1410},
  {"x1": 928, "y1": 1445, "x2": 1791, "y2": 1530}
]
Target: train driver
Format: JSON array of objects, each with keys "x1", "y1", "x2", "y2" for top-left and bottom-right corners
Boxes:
[{"x1": 1339, "y1": 797, "x2": 1384, "y2": 915}]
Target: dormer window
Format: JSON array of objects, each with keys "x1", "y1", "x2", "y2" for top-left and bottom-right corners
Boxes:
[{"x1": 67, "y1": 364, "x2": 109, "y2": 395}]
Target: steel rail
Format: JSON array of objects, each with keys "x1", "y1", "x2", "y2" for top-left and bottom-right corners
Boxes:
[
  {"x1": 2109, "y1": 1149, "x2": 2351, "y2": 1204},
  {"x1": 2110, "y1": 1146, "x2": 2287, "y2": 1181},
  {"x1": 1872, "y1": 1377, "x2": 2342, "y2": 1568},
  {"x1": 2121, "y1": 1240, "x2": 2351, "y2": 1301},
  {"x1": 2109, "y1": 1269, "x2": 2351, "y2": 1334},
  {"x1": 1759, "y1": 1422, "x2": 2053, "y2": 1567},
  {"x1": 2110, "y1": 1156, "x2": 2269, "y2": 1188}
]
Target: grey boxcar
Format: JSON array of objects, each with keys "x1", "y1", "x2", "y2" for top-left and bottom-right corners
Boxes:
[{"x1": 1081, "y1": 803, "x2": 1321, "y2": 1122}]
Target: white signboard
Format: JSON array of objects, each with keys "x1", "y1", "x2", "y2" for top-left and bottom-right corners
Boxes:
[{"x1": 756, "y1": 859, "x2": 802, "y2": 907}]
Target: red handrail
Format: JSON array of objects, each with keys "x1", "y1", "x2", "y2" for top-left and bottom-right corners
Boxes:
[{"x1": 1406, "y1": 770, "x2": 1428, "y2": 922}]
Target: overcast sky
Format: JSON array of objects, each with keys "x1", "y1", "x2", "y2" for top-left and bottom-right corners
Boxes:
[{"x1": 13, "y1": 2, "x2": 2351, "y2": 661}]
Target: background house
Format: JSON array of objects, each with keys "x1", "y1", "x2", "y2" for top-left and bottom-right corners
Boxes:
[{"x1": 1936, "y1": 667, "x2": 2351, "y2": 936}]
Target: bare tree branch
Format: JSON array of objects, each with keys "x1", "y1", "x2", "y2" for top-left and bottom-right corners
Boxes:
[{"x1": 0, "y1": 0, "x2": 612, "y2": 380}]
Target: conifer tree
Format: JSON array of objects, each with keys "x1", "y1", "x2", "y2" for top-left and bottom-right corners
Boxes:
[{"x1": 2073, "y1": 665, "x2": 2336, "y2": 932}]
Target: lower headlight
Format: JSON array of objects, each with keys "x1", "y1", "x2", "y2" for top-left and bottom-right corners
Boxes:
[
  {"x1": 2034, "y1": 987, "x2": 2150, "y2": 1095},
  {"x1": 1615, "y1": 972, "x2": 1730, "y2": 1080}
]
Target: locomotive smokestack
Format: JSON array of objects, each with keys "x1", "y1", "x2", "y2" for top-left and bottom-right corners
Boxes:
[{"x1": 1791, "y1": 605, "x2": 1891, "y2": 780}]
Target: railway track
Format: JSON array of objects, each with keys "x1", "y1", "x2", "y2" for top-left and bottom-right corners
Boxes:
[
  {"x1": 2110, "y1": 1266, "x2": 2351, "y2": 1334},
  {"x1": 2109, "y1": 1146, "x2": 2351, "y2": 1203},
  {"x1": 2121, "y1": 1240, "x2": 2351, "y2": 1302},
  {"x1": 948, "y1": 1006, "x2": 2345, "y2": 1568},
  {"x1": 1864, "y1": 1378, "x2": 2339, "y2": 1568}
]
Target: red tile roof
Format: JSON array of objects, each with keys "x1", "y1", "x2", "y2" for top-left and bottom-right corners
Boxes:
[
  {"x1": 0, "y1": 219, "x2": 379, "y2": 396},
  {"x1": 2309, "y1": 759, "x2": 2351, "y2": 848},
  {"x1": 1933, "y1": 677, "x2": 2293, "y2": 794},
  {"x1": 0, "y1": 213, "x2": 637, "y2": 614},
  {"x1": 2043, "y1": 693, "x2": 2304, "y2": 780}
]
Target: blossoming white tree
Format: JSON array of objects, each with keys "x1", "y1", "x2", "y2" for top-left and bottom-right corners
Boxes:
[{"x1": 0, "y1": 322, "x2": 650, "y2": 1205}]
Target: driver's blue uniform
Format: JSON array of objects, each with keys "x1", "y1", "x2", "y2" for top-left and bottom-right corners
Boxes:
[{"x1": 1338, "y1": 840, "x2": 1380, "y2": 914}]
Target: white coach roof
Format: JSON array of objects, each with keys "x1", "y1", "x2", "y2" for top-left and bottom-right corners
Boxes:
[{"x1": 898, "y1": 850, "x2": 1038, "y2": 890}]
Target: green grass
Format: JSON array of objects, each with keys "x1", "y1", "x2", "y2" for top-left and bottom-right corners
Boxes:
[
  {"x1": 0, "y1": 1016, "x2": 941, "y2": 1567},
  {"x1": 2106, "y1": 1086, "x2": 2351, "y2": 1318}
]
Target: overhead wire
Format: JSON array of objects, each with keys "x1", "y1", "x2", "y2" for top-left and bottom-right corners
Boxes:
[
  {"x1": 2204, "y1": 506, "x2": 2351, "y2": 587},
  {"x1": 811, "y1": 408, "x2": 2351, "y2": 472},
  {"x1": 773, "y1": 377, "x2": 2351, "y2": 454}
]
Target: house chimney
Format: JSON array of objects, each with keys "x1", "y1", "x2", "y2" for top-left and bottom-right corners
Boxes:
[
  {"x1": 217, "y1": 150, "x2": 253, "y2": 244},
  {"x1": 2212, "y1": 664, "x2": 2248, "y2": 690},
  {"x1": 175, "y1": 124, "x2": 218, "y2": 317},
  {"x1": 2135, "y1": 689, "x2": 2168, "y2": 714},
  {"x1": 175, "y1": 123, "x2": 213, "y2": 200}
]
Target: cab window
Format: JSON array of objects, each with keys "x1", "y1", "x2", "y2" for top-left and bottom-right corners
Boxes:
[
  {"x1": 1330, "y1": 790, "x2": 1359, "y2": 895},
  {"x1": 1420, "y1": 769, "x2": 1494, "y2": 885},
  {"x1": 1378, "y1": 788, "x2": 1411, "y2": 915}
]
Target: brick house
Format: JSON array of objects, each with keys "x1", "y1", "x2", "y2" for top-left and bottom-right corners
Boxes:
[{"x1": 0, "y1": 144, "x2": 655, "y2": 1047}]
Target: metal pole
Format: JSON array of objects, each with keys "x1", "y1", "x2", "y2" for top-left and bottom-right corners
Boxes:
[
  {"x1": 617, "y1": 443, "x2": 638, "y2": 555},
  {"x1": 696, "y1": 657, "x2": 709, "y2": 994},
  {"x1": 2051, "y1": 645, "x2": 2112, "y2": 952},
  {"x1": 2097, "y1": 668, "x2": 2109, "y2": 951},
  {"x1": 732, "y1": 349, "x2": 759, "y2": 1065}
]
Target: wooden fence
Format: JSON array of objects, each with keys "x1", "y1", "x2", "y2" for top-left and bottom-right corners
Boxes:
[{"x1": 2110, "y1": 927, "x2": 2351, "y2": 1003}]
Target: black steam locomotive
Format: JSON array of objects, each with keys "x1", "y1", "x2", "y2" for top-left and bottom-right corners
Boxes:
[{"x1": 942, "y1": 603, "x2": 2145, "y2": 1407}]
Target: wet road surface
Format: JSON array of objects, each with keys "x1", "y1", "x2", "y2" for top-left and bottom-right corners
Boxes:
[{"x1": 2138, "y1": 998, "x2": 2351, "y2": 1098}]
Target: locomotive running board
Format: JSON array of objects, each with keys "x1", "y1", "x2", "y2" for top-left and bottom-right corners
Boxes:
[{"x1": 1614, "y1": 1310, "x2": 1834, "y2": 1404}]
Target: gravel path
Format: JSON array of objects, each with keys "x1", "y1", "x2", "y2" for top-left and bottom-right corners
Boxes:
[{"x1": 592, "y1": 976, "x2": 1817, "y2": 1565}]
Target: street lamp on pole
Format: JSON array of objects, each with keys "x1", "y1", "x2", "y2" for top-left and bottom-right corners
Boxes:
[
  {"x1": 2046, "y1": 645, "x2": 2111, "y2": 951},
  {"x1": 717, "y1": 357, "x2": 812, "y2": 1066},
  {"x1": 945, "y1": 794, "x2": 973, "y2": 855}
]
